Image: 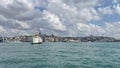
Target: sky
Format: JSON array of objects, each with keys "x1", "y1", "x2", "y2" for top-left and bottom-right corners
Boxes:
[{"x1": 0, "y1": 0, "x2": 120, "y2": 38}]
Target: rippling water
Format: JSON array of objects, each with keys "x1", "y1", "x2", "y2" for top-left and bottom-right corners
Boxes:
[{"x1": 0, "y1": 42, "x2": 120, "y2": 68}]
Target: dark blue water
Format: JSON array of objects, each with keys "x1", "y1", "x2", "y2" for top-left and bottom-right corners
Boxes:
[{"x1": 0, "y1": 42, "x2": 120, "y2": 68}]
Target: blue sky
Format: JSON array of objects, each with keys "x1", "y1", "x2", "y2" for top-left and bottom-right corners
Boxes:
[{"x1": 0, "y1": 0, "x2": 120, "y2": 38}]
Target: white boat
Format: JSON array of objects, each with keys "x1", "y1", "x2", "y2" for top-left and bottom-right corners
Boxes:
[
  {"x1": 31, "y1": 32, "x2": 43, "y2": 44},
  {"x1": 68, "y1": 39, "x2": 80, "y2": 43}
]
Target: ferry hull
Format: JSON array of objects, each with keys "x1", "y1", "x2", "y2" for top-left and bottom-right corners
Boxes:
[{"x1": 31, "y1": 42, "x2": 42, "y2": 45}]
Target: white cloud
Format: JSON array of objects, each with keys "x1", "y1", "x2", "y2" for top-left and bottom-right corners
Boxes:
[
  {"x1": 62, "y1": 0, "x2": 98, "y2": 9},
  {"x1": 75, "y1": 21, "x2": 120, "y2": 39},
  {"x1": 0, "y1": 0, "x2": 101, "y2": 36},
  {"x1": 113, "y1": 0, "x2": 118, "y2": 4},
  {"x1": 80, "y1": 8, "x2": 101, "y2": 22},
  {"x1": 98, "y1": 6, "x2": 113, "y2": 15},
  {"x1": 104, "y1": 22, "x2": 120, "y2": 38},
  {"x1": 113, "y1": 4, "x2": 120, "y2": 15},
  {"x1": 98, "y1": 4, "x2": 120, "y2": 15},
  {"x1": 0, "y1": 0, "x2": 13, "y2": 7},
  {"x1": 76, "y1": 23, "x2": 105, "y2": 36},
  {"x1": 0, "y1": 0, "x2": 33, "y2": 19},
  {"x1": 15, "y1": 20, "x2": 30, "y2": 29},
  {"x1": 42, "y1": 11, "x2": 66, "y2": 31},
  {"x1": 2, "y1": 0, "x2": 120, "y2": 38},
  {"x1": 0, "y1": 25, "x2": 5, "y2": 32},
  {"x1": 0, "y1": 16, "x2": 29, "y2": 30}
]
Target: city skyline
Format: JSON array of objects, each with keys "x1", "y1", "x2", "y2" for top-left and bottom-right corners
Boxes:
[{"x1": 0, "y1": 0, "x2": 120, "y2": 38}]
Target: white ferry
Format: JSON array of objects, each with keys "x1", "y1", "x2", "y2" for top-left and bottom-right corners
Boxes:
[{"x1": 31, "y1": 31, "x2": 43, "y2": 44}]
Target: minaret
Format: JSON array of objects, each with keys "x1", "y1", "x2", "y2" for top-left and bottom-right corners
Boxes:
[
  {"x1": 2, "y1": 37, "x2": 4, "y2": 42},
  {"x1": 39, "y1": 29, "x2": 41, "y2": 36}
]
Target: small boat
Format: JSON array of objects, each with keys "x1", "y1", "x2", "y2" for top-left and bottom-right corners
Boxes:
[{"x1": 31, "y1": 30, "x2": 43, "y2": 44}]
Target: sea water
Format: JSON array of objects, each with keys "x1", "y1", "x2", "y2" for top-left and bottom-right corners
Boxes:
[{"x1": 0, "y1": 42, "x2": 120, "y2": 68}]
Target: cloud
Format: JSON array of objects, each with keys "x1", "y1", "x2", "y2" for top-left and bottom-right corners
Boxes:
[
  {"x1": 104, "y1": 22, "x2": 120, "y2": 38},
  {"x1": 62, "y1": 0, "x2": 98, "y2": 9},
  {"x1": 1, "y1": 0, "x2": 120, "y2": 39},
  {"x1": 113, "y1": 4, "x2": 120, "y2": 15},
  {"x1": 113, "y1": 0, "x2": 118, "y2": 4},
  {"x1": 75, "y1": 21, "x2": 120, "y2": 39},
  {"x1": 42, "y1": 11, "x2": 66, "y2": 31},
  {"x1": 76, "y1": 23, "x2": 105, "y2": 36},
  {"x1": 80, "y1": 8, "x2": 101, "y2": 22},
  {"x1": 0, "y1": 0, "x2": 101, "y2": 36},
  {"x1": 97, "y1": 3, "x2": 120, "y2": 16},
  {"x1": 98, "y1": 6, "x2": 114, "y2": 15},
  {"x1": 0, "y1": 25, "x2": 5, "y2": 32},
  {"x1": 0, "y1": 0, "x2": 33, "y2": 19},
  {"x1": 0, "y1": 15, "x2": 30, "y2": 30}
]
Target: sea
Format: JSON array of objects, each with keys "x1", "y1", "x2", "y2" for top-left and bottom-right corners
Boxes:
[{"x1": 0, "y1": 42, "x2": 120, "y2": 68}]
